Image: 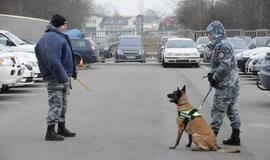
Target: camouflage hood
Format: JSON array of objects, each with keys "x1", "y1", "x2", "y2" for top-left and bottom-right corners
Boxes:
[
  {"x1": 206, "y1": 20, "x2": 225, "y2": 38},
  {"x1": 206, "y1": 20, "x2": 225, "y2": 50}
]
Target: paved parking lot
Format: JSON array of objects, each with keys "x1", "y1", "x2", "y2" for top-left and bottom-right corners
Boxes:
[{"x1": 0, "y1": 63, "x2": 269, "y2": 160}]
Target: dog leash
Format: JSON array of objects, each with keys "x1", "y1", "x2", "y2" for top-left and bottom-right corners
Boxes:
[
  {"x1": 198, "y1": 86, "x2": 212, "y2": 110},
  {"x1": 76, "y1": 78, "x2": 92, "y2": 92}
]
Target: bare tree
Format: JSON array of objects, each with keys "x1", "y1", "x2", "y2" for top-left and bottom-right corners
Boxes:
[
  {"x1": 0, "y1": 0, "x2": 94, "y2": 28},
  {"x1": 174, "y1": 0, "x2": 270, "y2": 30}
]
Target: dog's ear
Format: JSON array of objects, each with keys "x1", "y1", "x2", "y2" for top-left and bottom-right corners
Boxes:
[
  {"x1": 177, "y1": 87, "x2": 180, "y2": 92},
  {"x1": 181, "y1": 85, "x2": 186, "y2": 92}
]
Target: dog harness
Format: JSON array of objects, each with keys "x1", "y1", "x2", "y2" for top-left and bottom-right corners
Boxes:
[{"x1": 178, "y1": 109, "x2": 201, "y2": 129}]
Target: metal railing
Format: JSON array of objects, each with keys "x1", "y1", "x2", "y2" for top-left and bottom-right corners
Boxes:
[{"x1": 84, "y1": 29, "x2": 270, "y2": 62}]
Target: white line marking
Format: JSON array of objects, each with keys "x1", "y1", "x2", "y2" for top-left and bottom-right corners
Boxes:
[
  {"x1": 201, "y1": 66, "x2": 210, "y2": 70},
  {"x1": 0, "y1": 93, "x2": 38, "y2": 96},
  {"x1": 0, "y1": 101, "x2": 21, "y2": 104}
]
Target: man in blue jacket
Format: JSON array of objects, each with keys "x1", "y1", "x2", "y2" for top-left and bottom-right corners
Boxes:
[
  {"x1": 35, "y1": 14, "x2": 77, "y2": 141},
  {"x1": 206, "y1": 21, "x2": 241, "y2": 145}
]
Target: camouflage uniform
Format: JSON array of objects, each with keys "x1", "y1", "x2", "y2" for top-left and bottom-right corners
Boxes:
[
  {"x1": 45, "y1": 78, "x2": 70, "y2": 125},
  {"x1": 206, "y1": 21, "x2": 241, "y2": 134}
]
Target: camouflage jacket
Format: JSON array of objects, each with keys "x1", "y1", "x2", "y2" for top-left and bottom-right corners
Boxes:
[{"x1": 210, "y1": 37, "x2": 240, "y2": 98}]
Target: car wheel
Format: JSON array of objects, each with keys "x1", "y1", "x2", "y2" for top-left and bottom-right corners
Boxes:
[
  {"x1": 74, "y1": 54, "x2": 81, "y2": 66},
  {"x1": 194, "y1": 63, "x2": 200, "y2": 68},
  {"x1": 0, "y1": 85, "x2": 9, "y2": 93}
]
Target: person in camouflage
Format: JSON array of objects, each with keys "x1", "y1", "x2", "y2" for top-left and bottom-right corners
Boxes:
[
  {"x1": 35, "y1": 14, "x2": 77, "y2": 141},
  {"x1": 206, "y1": 20, "x2": 241, "y2": 146}
]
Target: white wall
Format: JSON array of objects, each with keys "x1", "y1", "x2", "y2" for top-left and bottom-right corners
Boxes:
[{"x1": 0, "y1": 14, "x2": 49, "y2": 42}]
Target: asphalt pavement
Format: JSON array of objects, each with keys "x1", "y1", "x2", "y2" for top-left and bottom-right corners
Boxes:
[{"x1": 0, "y1": 63, "x2": 269, "y2": 160}]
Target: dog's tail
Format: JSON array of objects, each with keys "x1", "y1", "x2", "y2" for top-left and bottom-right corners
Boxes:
[{"x1": 217, "y1": 147, "x2": 240, "y2": 153}]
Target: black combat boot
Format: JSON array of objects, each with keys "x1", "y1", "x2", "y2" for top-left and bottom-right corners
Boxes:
[
  {"x1": 223, "y1": 128, "x2": 240, "y2": 146},
  {"x1": 57, "y1": 122, "x2": 76, "y2": 137},
  {"x1": 45, "y1": 124, "x2": 64, "y2": 141}
]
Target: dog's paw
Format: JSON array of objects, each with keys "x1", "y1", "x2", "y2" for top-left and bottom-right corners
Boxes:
[{"x1": 169, "y1": 146, "x2": 176, "y2": 149}]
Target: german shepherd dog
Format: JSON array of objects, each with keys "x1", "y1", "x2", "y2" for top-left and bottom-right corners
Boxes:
[{"x1": 167, "y1": 85, "x2": 240, "y2": 153}]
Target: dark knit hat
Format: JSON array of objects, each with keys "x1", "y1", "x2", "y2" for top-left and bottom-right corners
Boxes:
[{"x1": 51, "y1": 14, "x2": 67, "y2": 28}]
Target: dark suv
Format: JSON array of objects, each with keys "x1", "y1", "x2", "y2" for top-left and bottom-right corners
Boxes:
[
  {"x1": 69, "y1": 37, "x2": 98, "y2": 63},
  {"x1": 115, "y1": 35, "x2": 146, "y2": 63}
]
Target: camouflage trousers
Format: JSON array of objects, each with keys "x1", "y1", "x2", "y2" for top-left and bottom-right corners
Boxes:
[
  {"x1": 45, "y1": 79, "x2": 70, "y2": 126},
  {"x1": 210, "y1": 96, "x2": 241, "y2": 133}
]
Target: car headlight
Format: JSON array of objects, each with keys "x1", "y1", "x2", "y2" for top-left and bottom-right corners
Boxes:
[
  {"x1": 27, "y1": 61, "x2": 37, "y2": 67},
  {"x1": 252, "y1": 59, "x2": 259, "y2": 65},
  {"x1": 257, "y1": 58, "x2": 265, "y2": 65},
  {"x1": 24, "y1": 64, "x2": 33, "y2": 70},
  {"x1": 0, "y1": 58, "x2": 14, "y2": 66}
]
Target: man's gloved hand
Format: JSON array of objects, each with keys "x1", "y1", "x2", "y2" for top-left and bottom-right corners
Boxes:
[
  {"x1": 63, "y1": 81, "x2": 70, "y2": 94},
  {"x1": 207, "y1": 73, "x2": 217, "y2": 87},
  {"x1": 72, "y1": 72, "x2": 77, "y2": 80}
]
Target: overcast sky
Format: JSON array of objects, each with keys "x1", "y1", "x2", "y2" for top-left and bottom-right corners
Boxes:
[{"x1": 95, "y1": 0, "x2": 176, "y2": 16}]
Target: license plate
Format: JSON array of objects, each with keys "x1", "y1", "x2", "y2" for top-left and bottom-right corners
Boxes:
[
  {"x1": 126, "y1": 56, "x2": 135, "y2": 59},
  {"x1": 177, "y1": 57, "x2": 187, "y2": 60}
]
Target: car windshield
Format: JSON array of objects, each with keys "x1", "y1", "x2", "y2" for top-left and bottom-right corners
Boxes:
[
  {"x1": 196, "y1": 37, "x2": 209, "y2": 45},
  {"x1": 228, "y1": 39, "x2": 248, "y2": 49},
  {"x1": 70, "y1": 39, "x2": 88, "y2": 48},
  {"x1": 256, "y1": 37, "x2": 269, "y2": 46},
  {"x1": 166, "y1": 39, "x2": 196, "y2": 48},
  {"x1": 119, "y1": 37, "x2": 142, "y2": 46},
  {"x1": 5, "y1": 31, "x2": 26, "y2": 45}
]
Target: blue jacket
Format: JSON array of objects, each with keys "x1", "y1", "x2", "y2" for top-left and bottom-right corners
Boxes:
[{"x1": 35, "y1": 25, "x2": 76, "y2": 83}]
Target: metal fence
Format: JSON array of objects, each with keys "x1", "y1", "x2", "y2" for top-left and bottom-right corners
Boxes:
[{"x1": 84, "y1": 29, "x2": 270, "y2": 62}]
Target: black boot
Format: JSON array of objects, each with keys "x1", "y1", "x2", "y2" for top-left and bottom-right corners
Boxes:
[
  {"x1": 45, "y1": 125, "x2": 64, "y2": 141},
  {"x1": 57, "y1": 122, "x2": 76, "y2": 137},
  {"x1": 223, "y1": 128, "x2": 240, "y2": 146}
]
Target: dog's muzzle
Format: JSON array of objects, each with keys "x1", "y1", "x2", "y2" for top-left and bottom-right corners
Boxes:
[{"x1": 167, "y1": 93, "x2": 176, "y2": 103}]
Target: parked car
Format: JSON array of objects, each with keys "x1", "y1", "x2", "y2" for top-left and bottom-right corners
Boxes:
[
  {"x1": 196, "y1": 36, "x2": 210, "y2": 62},
  {"x1": 257, "y1": 52, "x2": 270, "y2": 90},
  {"x1": 69, "y1": 37, "x2": 98, "y2": 63},
  {"x1": 237, "y1": 47, "x2": 270, "y2": 73},
  {"x1": 85, "y1": 38, "x2": 102, "y2": 62},
  {"x1": 227, "y1": 37, "x2": 249, "y2": 54},
  {"x1": 0, "y1": 30, "x2": 35, "y2": 53},
  {"x1": 245, "y1": 52, "x2": 267, "y2": 75},
  {"x1": 0, "y1": 44, "x2": 35, "y2": 84},
  {"x1": 157, "y1": 36, "x2": 177, "y2": 63},
  {"x1": 115, "y1": 35, "x2": 146, "y2": 63},
  {"x1": 234, "y1": 36, "x2": 252, "y2": 45},
  {"x1": 95, "y1": 36, "x2": 113, "y2": 59},
  {"x1": 0, "y1": 30, "x2": 40, "y2": 78},
  {"x1": 161, "y1": 38, "x2": 200, "y2": 68},
  {"x1": 249, "y1": 37, "x2": 270, "y2": 49},
  {"x1": 0, "y1": 51, "x2": 23, "y2": 92}
]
